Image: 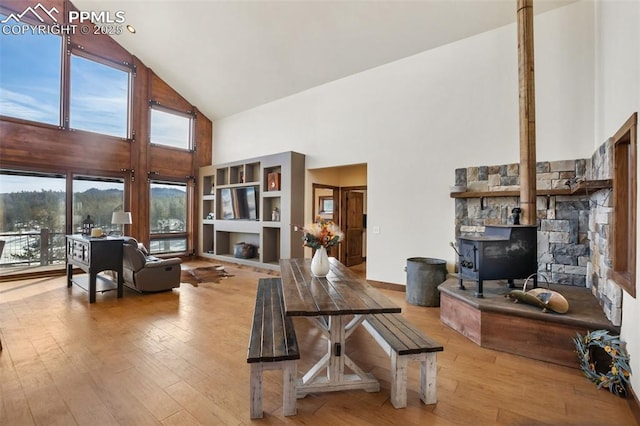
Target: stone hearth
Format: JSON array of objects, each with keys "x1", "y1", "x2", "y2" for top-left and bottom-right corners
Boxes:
[{"x1": 438, "y1": 278, "x2": 618, "y2": 368}]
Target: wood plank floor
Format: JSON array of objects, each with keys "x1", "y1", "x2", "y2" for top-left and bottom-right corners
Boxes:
[{"x1": 0, "y1": 260, "x2": 637, "y2": 425}]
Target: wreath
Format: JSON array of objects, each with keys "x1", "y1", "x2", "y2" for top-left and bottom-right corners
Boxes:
[{"x1": 574, "y1": 330, "x2": 632, "y2": 397}]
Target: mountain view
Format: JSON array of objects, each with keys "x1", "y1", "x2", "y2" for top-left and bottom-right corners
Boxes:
[{"x1": 0, "y1": 187, "x2": 186, "y2": 267}]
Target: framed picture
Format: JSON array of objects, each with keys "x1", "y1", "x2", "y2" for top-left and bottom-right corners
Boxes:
[
  {"x1": 220, "y1": 188, "x2": 235, "y2": 219},
  {"x1": 267, "y1": 172, "x2": 281, "y2": 191}
]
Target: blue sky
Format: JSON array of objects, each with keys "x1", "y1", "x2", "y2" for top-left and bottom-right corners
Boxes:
[
  {"x1": 0, "y1": 19, "x2": 62, "y2": 125},
  {"x1": 0, "y1": 14, "x2": 129, "y2": 137}
]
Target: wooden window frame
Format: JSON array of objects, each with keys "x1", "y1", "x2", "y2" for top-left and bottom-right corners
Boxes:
[
  {"x1": 148, "y1": 178, "x2": 190, "y2": 255},
  {"x1": 612, "y1": 112, "x2": 637, "y2": 298},
  {"x1": 0, "y1": 6, "x2": 64, "y2": 128},
  {"x1": 149, "y1": 103, "x2": 195, "y2": 151},
  {"x1": 67, "y1": 49, "x2": 134, "y2": 139}
]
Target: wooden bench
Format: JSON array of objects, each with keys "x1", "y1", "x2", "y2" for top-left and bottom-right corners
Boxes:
[
  {"x1": 363, "y1": 313, "x2": 443, "y2": 409},
  {"x1": 247, "y1": 278, "x2": 300, "y2": 419}
]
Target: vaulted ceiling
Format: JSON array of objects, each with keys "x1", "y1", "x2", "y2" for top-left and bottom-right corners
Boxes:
[{"x1": 73, "y1": 0, "x2": 576, "y2": 121}]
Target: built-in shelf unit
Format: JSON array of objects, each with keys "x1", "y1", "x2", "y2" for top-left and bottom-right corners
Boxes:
[{"x1": 198, "y1": 151, "x2": 305, "y2": 270}]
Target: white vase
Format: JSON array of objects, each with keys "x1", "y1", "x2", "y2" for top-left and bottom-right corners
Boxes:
[{"x1": 311, "y1": 246, "x2": 330, "y2": 277}]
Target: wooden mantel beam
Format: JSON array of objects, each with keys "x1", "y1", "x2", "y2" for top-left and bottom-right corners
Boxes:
[{"x1": 517, "y1": 0, "x2": 537, "y2": 225}]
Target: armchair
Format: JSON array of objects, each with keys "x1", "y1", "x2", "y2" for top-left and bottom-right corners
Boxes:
[{"x1": 122, "y1": 237, "x2": 181, "y2": 292}]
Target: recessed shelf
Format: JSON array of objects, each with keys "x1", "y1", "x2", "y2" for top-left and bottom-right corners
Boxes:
[{"x1": 217, "y1": 181, "x2": 260, "y2": 189}]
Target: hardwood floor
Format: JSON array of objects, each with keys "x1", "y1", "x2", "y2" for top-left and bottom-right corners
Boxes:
[{"x1": 0, "y1": 260, "x2": 637, "y2": 425}]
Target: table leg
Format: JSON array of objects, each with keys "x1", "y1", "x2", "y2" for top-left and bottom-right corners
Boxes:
[
  {"x1": 297, "y1": 314, "x2": 380, "y2": 397},
  {"x1": 67, "y1": 263, "x2": 73, "y2": 288},
  {"x1": 89, "y1": 273, "x2": 96, "y2": 304},
  {"x1": 117, "y1": 269, "x2": 123, "y2": 298},
  {"x1": 328, "y1": 316, "x2": 345, "y2": 382}
]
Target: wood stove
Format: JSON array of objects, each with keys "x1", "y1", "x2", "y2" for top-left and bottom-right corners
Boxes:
[{"x1": 457, "y1": 225, "x2": 538, "y2": 297}]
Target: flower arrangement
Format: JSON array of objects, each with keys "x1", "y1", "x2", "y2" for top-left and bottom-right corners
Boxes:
[
  {"x1": 574, "y1": 329, "x2": 632, "y2": 397},
  {"x1": 299, "y1": 217, "x2": 344, "y2": 250}
]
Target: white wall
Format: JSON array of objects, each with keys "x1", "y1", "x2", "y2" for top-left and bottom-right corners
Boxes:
[
  {"x1": 214, "y1": 1, "x2": 595, "y2": 285},
  {"x1": 594, "y1": 0, "x2": 640, "y2": 402}
]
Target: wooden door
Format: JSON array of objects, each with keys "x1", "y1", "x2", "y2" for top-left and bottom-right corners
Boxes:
[{"x1": 343, "y1": 191, "x2": 364, "y2": 267}]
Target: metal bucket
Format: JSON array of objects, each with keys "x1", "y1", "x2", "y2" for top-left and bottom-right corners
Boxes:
[{"x1": 405, "y1": 257, "x2": 447, "y2": 307}]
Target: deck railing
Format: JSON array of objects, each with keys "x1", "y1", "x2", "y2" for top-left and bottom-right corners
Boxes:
[{"x1": 0, "y1": 229, "x2": 67, "y2": 268}]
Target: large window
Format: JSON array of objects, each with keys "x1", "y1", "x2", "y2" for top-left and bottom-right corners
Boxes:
[
  {"x1": 0, "y1": 15, "x2": 62, "y2": 125},
  {"x1": 0, "y1": 171, "x2": 128, "y2": 272},
  {"x1": 70, "y1": 53, "x2": 130, "y2": 138},
  {"x1": 72, "y1": 176, "x2": 125, "y2": 235},
  {"x1": 612, "y1": 113, "x2": 637, "y2": 297},
  {"x1": 0, "y1": 170, "x2": 66, "y2": 269},
  {"x1": 149, "y1": 181, "x2": 187, "y2": 254},
  {"x1": 150, "y1": 105, "x2": 193, "y2": 150}
]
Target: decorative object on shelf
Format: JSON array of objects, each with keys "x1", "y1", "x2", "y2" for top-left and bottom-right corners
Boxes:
[
  {"x1": 311, "y1": 246, "x2": 330, "y2": 277},
  {"x1": 90, "y1": 227, "x2": 104, "y2": 238},
  {"x1": 267, "y1": 172, "x2": 281, "y2": 191},
  {"x1": 574, "y1": 330, "x2": 631, "y2": 397},
  {"x1": 449, "y1": 185, "x2": 466, "y2": 193},
  {"x1": 111, "y1": 211, "x2": 132, "y2": 236},
  {"x1": 511, "y1": 207, "x2": 522, "y2": 225},
  {"x1": 298, "y1": 217, "x2": 344, "y2": 277},
  {"x1": 234, "y1": 242, "x2": 256, "y2": 259},
  {"x1": 272, "y1": 207, "x2": 280, "y2": 222},
  {"x1": 82, "y1": 215, "x2": 95, "y2": 236}
]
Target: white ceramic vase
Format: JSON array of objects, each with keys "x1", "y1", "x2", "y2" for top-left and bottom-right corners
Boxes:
[{"x1": 311, "y1": 246, "x2": 330, "y2": 277}]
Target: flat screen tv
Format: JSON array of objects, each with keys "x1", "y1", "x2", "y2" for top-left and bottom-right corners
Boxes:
[{"x1": 226, "y1": 186, "x2": 259, "y2": 220}]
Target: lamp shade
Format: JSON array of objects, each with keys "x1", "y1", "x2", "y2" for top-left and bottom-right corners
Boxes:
[{"x1": 111, "y1": 211, "x2": 132, "y2": 225}]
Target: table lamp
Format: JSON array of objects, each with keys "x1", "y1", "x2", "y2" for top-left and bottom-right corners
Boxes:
[{"x1": 111, "y1": 211, "x2": 132, "y2": 236}]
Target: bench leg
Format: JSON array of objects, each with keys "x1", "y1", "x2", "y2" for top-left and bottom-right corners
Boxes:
[
  {"x1": 390, "y1": 352, "x2": 408, "y2": 409},
  {"x1": 420, "y1": 353, "x2": 438, "y2": 405},
  {"x1": 282, "y1": 361, "x2": 297, "y2": 416},
  {"x1": 250, "y1": 364, "x2": 264, "y2": 419}
]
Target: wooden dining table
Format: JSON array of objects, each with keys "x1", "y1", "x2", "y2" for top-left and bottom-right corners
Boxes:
[{"x1": 279, "y1": 257, "x2": 401, "y2": 397}]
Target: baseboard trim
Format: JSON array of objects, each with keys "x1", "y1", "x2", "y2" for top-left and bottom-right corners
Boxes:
[
  {"x1": 367, "y1": 279, "x2": 405, "y2": 293},
  {"x1": 629, "y1": 385, "x2": 640, "y2": 424}
]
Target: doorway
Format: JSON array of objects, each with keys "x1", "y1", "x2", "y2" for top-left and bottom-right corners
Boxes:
[
  {"x1": 312, "y1": 183, "x2": 340, "y2": 258},
  {"x1": 309, "y1": 163, "x2": 367, "y2": 270}
]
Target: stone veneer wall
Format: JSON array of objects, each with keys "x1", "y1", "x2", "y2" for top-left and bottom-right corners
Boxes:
[
  {"x1": 454, "y1": 141, "x2": 620, "y2": 325},
  {"x1": 587, "y1": 140, "x2": 620, "y2": 326}
]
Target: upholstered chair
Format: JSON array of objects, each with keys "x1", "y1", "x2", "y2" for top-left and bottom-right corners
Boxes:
[{"x1": 121, "y1": 237, "x2": 181, "y2": 292}]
